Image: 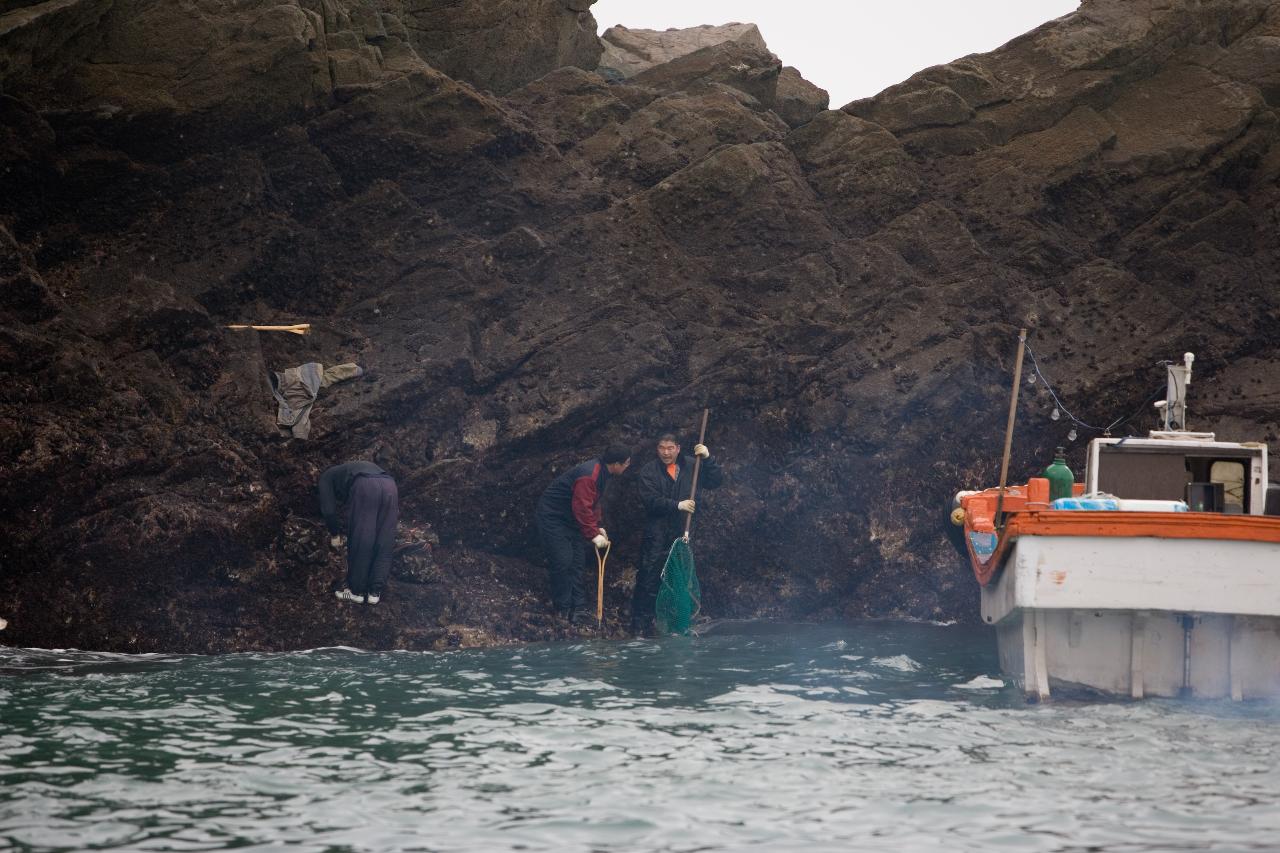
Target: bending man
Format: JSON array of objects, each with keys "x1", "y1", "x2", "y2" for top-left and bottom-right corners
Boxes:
[
  {"x1": 632, "y1": 433, "x2": 723, "y2": 635},
  {"x1": 535, "y1": 445, "x2": 632, "y2": 623},
  {"x1": 319, "y1": 460, "x2": 399, "y2": 605}
]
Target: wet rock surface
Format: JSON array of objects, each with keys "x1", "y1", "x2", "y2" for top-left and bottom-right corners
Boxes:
[
  {"x1": 1, "y1": 0, "x2": 1279, "y2": 652},
  {"x1": 598, "y1": 22, "x2": 770, "y2": 79},
  {"x1": 380, "y1": 0, "x2": 603, "y2": 94}
]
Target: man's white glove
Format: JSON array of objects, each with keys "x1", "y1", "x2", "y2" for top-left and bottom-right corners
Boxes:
[
  {"x1": 678, "y1": 499, "x2": 695, "y2": 513},
  {"x1": 693, "y1": 444, "x2": 710, "y2": 459},
  {"x1": 330, "y1": 534, "x2": 345, "y2": 549},
  {"x1": 592, "y1": 532, "x2": 610, "y2": 550}
]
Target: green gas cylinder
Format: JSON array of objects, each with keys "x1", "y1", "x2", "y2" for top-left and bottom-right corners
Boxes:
[{"x1": 1044, "y1": 447, "x2": 1074, "y2": 501}]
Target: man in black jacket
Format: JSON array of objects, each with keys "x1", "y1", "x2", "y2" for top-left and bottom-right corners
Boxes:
[
  {"x1": 318, "y1": 460, "x2": 399, "y2": 605},
  {"x1": 632, "y1": 433, "x2": 723, "y2": 635}
]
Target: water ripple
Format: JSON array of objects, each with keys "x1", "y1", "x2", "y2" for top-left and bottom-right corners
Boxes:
[{"x1": 2, "y1": 622, "x2": 1279, "y2": 852}]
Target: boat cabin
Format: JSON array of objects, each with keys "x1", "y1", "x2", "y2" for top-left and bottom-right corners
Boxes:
[{"x1": 1084, "y1": 434, "x2": 1271, "y2": 515}]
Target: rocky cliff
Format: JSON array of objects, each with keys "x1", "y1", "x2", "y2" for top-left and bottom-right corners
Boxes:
[
  {"x1": 2, "y1": 0, "x2": 1278, "y2": 652},
  {"x1": 598, "y1": 22, "x2": 771, "y2": 78}
]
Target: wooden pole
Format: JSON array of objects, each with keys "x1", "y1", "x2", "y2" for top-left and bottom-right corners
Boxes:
[
  {"x1": 595, "y1": 542, "x2": 610, "y2": 628},
  {"x1": 225, "y1": 322, "x2": 309, "y2": 333},
  {"x1": 995, "y1": 329, "x2": 1028, "y2": 529},
  {"x1": 682, "y1": 408, "x2": 711, "y2": 540}
]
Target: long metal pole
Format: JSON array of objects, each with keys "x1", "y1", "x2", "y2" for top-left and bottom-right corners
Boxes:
[{"x1": 995, "y1": 329, "x2": 1028, "y2": 529}]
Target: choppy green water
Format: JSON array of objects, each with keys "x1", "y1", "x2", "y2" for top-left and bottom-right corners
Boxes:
[{"x1": 3, "y1": 621, "x2": 1280, "y2": 852}]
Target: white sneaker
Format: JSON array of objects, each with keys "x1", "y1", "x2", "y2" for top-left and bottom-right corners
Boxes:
[
  {"x1": 335, "y1": 588, "x2": 362, "y2": 603},
  {"x1": 365, "y1": 592, "x2": 381, "y2": 605}
]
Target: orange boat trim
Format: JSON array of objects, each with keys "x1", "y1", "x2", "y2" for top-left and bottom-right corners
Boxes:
[{"x1": 1004, "y1": 511, "x2": 1280, "y2": 542}]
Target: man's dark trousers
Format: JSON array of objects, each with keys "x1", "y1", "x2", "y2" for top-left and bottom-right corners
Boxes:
[
  {"x1": 346, "y1": 474, "x2": 399, "y2": 597},
  {"x1": 632, "y1": 536, "x2": 670, "y2": 630},
  {"x1": 535, "y1": 504, "x2": 587, "y2": 618}
]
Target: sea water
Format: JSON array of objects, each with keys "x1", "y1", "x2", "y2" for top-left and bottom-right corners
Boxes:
[{"x1": 2, "y1": 621, "x2": 1279, "y2": 852}]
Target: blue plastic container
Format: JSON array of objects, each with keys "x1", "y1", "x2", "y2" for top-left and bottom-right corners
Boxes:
[{"x1": 1050, "y1": 497, "x2": 1120, "y2": 511}]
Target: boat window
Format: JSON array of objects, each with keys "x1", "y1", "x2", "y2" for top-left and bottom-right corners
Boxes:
[
  {"x1": 1097, "y1": 449, "x2": 1189, "y2": 500},
  {"x1": 1210, "y1": 460, "x2": 1246, "y2": 513}
]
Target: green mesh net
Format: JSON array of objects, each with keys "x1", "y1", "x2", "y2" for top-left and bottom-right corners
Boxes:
[{"x1": 655, "y1": 537, "x2": 700, "y2": 636}]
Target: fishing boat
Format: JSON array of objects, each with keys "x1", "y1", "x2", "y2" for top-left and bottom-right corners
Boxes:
[{"x1": 954, "y1": 350, "x2": 1280, "y2": 700}]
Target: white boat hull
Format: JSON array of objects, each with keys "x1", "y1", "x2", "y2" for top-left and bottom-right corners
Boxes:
[{"x1": 981, "y1": 535, "x2": 1280, "y2": 699}]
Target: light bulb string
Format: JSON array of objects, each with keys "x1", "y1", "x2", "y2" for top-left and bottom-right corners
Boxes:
[{"x1": 1022, "y1": 343, "x2": 1164, "y2": 436}]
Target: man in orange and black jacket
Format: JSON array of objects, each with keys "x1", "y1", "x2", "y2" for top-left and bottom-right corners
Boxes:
[
  {"x1": 632, "y1": 433, "x2": 723, "y2": 635},
  {"x1": 535, "y1": 445, "x2": 632, "y2": 622}
]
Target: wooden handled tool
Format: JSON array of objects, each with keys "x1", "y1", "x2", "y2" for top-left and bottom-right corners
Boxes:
[{"x1": 225, "y1": 323, "x2": 311, "y2": 335}]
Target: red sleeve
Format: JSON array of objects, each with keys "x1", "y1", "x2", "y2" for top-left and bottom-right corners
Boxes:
[{"x1": 571, "y1": 467, "x2": 601, "y2": 540}]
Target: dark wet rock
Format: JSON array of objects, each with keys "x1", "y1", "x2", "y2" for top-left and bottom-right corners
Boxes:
[
  {"x1": 642, "y1": 141, "x2": 832, "y2": 267},
  {"x1": 505, "y1": 66, "x2": 635, "y2": 150},
  {"x1": 774, "y1": 66, "x2": 829, "y2": 129},
  {"x1": 574, "y1": 88, "x2": 787, "y2": 192},
  {"x1": 0, "y1": 0, "x2": 434, "y2": 148},
  {"x1": 0, "y1": 0, "x2": 113, "y2": 93},
  {"x1": 598, "y1": 22, "x2": 769, "y2": 79},
  {"x1": 380, "y1": 0, "x2": 603, "y2": 93},
  {"x1": 849, "y1": 81, "x2": 974, "y2": 134},
  {"x1": 786, "y1": 110, "x2": 919, "y2": 234},
  {"x1": 630, "y1": 39, "x2": 782, "y2": 110},
  {"x1": 594, "y1": 21, "x2": 828, "y2": 134},
  {"x1": 1, "y1": 0, "x2": 1279, "y2": 651}
]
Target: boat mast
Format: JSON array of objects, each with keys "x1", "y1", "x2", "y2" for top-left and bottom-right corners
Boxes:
[{"x1": 995, "y1": 328, "x2": 1028, "y2": 529}]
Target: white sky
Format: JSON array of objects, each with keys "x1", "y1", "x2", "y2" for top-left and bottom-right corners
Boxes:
[{"x1": 593, "y1": 1, "x2": 1080, "y2": 107}]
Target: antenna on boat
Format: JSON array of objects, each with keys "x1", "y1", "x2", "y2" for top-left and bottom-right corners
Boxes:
[{"x1": 1158, "y1": 352, "x2": 1194, "y2": 431}]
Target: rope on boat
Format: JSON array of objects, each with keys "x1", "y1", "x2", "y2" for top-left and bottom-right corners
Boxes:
[{"x1": 1023, "y1": 343, "x2": 1165, "y2": 437}]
